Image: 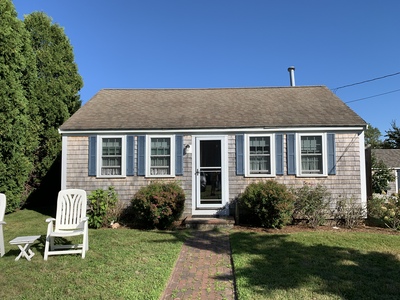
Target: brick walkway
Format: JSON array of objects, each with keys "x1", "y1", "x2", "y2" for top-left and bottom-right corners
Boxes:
[{"x1": 160, "y1": 229, "x2": 236, "y2": 300}]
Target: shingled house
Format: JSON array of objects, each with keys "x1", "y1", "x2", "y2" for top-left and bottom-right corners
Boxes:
[
  {"x1": 59, "y1": 86, "x2": 367, "y2": 217},
  {"x1": 372, "y1": 149, "x2": 400, "y2": 194}
]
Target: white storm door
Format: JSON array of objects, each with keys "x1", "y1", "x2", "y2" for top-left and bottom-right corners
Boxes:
[{"x1": 195, "y1": 136, "x2": 228, "y2": 209}]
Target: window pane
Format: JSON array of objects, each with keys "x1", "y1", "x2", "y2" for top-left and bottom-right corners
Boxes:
[
  {"x1": 250, "y1": 156, "x2": 271, "y2": 174},
  {"x1": 101, "y1": 138, "x2": 122, "y2": 175},
  {"x1": 301, "y1": 136, "x2": 323, "y2": 174},
  {"x1": 301, "y1": 136, "x2": 322, "y2": 154},
  {"x1": 301, "y1": 156, "x2": 322, "y2": 174},
  {"x1": 250, "y1": 137, "x2": 270, "y2": 154},
  {"x1": 150, "y1": 137, "x2": 171, "y2": 175},
  {"x1": 249, "y1": 136, "x2": 271, "y2": 174}
]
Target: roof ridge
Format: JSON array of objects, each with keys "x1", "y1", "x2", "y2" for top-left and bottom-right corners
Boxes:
[{"x1": 100, "y1": 85, "x2": 327, "y2": 91}]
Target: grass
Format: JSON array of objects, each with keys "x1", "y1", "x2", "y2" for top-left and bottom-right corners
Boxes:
[
  {"x1": 3, "y1": 209, "x2": 400, "y2": 300},
  {"x1": 0, "y1": 208, "x2": 186, "y2": 300},
  {"x1": 230, "y1": 229, "x2": 400, "y2": 300}
]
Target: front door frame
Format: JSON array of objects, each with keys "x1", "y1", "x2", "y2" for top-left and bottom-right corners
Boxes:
[{"x1": 192, "y1": 135, "x2": 229, "y2": 216}]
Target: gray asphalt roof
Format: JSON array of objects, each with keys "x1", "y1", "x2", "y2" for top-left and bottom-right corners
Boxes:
[
  {"x1": 59, "y1": 86, "x2": 367, "y2": 131},
  {"x1": 372, "y1": 149, "x2": 400, "y2": 168}
]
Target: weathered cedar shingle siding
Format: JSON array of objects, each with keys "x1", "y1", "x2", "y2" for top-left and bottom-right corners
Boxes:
[
  {"x1": 66, "y1": 136, "x2": 194, "y2": 216},
  {"x1": 65, "y1": 132, "x2": 363, "y2": 217}
]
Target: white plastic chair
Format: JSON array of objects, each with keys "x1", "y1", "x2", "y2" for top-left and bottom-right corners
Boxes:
[
  {"x1": 0, "y1": 193, "x2": 6, "y2": 257},
  {"x1": 44, "y1": 189, "x2": 89, "y2": 260}
]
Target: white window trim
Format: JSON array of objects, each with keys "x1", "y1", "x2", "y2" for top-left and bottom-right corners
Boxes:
[
  {"x1": 97, "y1": 135, "x2": 126, "y2": 178},
  {"x1": 245, "y1": 133, "x2": 276, "y2": 177},
  {"x1": 146, "y1": 135, "x2": 175, "y2": 178},
  {"x1": 296, "y1": 133, "x2": 328, "y2": 177}
]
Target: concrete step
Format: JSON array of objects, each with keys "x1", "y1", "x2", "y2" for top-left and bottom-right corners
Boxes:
[{"x1": 183, "y1": 216, "x2": 235, "y2": 230}]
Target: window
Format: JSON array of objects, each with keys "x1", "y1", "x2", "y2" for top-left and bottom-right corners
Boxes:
[
  {"x1": 245, "y1": 134, "x2": 275, "y2": 177},
  {"x1": 298, "y1": 134, "x2": 326, "y2": 176},
  {"x1": 147, "y1": 136, "x2": 175, "y2": 177},
  {"x1": 98, "y1": 136, "x2": 126, "y2": 177}
]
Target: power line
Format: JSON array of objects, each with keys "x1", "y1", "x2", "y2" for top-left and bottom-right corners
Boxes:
[
  {"x1": 345, "y1": 88, "x2": 400, "y2": 104},
  {"x1": 332, "y1": 71, "x2": 400, "y2": 93}
]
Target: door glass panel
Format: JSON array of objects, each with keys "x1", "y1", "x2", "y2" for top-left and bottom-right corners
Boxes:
[{"x1": 199, "y1": 140, "x2": 222, "y2": 205}]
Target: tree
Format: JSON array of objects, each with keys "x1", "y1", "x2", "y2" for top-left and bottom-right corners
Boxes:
[
  {"x1": 23, "y1": 12, "x2": 83, "y2": 189},
  {"x1": 371, "y1": 154, "x2": 395, "y2": 194},
  {"x1": 0, "y1": 0, "x2": 39, "y2": 212},
  {"x1": 365, "y1": 123, "x2": 382, "y2": 148},
  {"x1": 383, "y1": 121, "x2": 400, "y2": 149}
]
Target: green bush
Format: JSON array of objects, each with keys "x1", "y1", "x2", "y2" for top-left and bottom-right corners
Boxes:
[
  {"x1": 238, "y1": 180, "x2": 295, "y2": 228},
  {"x1": 87, "y1": 186, "x2": 119, "y2": 229},
  {"x1": 293, "y1": 184, "x2": 331, "y2": 228},
  {"x1": 368, "y1": 194, "x2": 385, "y2": 218},
  {"x1": 131, "y1": 181, "x2": 185, "y2": 229},
  {"x1": 368, "y1": 193, "x2": 400, "y2": 230}
]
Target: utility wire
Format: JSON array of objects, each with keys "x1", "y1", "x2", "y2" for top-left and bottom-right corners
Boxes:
[
  {"x1": 345, "y1": 88, "x2": 400, "y2": 104},
  {"x1": 332, "y1": 71, "x2": 400, "y2": 93}
]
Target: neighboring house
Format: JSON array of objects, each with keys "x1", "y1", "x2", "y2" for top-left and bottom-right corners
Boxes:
[
  {"x1": 372, "y1": 149, "x2": 400, "y2": 194},
  {"x1": 59, "y1": 86, "x2": 367, "y2": 217}
]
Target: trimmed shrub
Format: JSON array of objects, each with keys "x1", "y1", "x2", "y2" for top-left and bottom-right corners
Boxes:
[
  {"x1": 293, "y1": 183, "x2": 331, "y2": 228},
  {"x1": 238, "y1": 180, "x2": 295, "y2": 228},
  {"x1": 87, "y1": 186, "x2": 119, "y2": 229},
  {"x1": 131, "y1": 181, "x2": 185, "y2": 229}
]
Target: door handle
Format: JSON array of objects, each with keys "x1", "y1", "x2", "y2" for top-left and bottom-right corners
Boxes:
[{"x1": 195, "y1": 169, "x2": 199, "y2": 175}]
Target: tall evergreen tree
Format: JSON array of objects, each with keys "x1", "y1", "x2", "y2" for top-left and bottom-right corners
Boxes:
[
  {"x1": 24, "y1": 12, "x2": 83, "y2": 188},
  {"x1": 0, "y1": 0, "x2": 39, "y2": 212},
  {"x1": 383, "y1": 121, "x2": 400, "y2": 149},
  {"x1": 365, "y1": 123, "x2": 382, "y2": 148}
]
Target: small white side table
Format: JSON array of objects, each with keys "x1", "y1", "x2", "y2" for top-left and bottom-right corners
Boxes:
[{"x1": 9, "y1": 235, "x2": 41, "y2": 261}]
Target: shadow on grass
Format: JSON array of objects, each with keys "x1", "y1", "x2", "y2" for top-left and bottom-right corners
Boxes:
[
  {"x1": 230, "y1": 231, "x2": 400, "y2": 299},
  {"x1": 139, "y1": 228, "x2": 230, "y2": 254},
  {"x1": 5, "y1": 235, "x2": 77, "y2": 259}
]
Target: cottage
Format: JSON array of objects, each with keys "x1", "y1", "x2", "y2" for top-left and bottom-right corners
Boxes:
[
  {"x1": 59, "y1": 86, "x2": 367, "y2": 217},
  {"x1": 372, "y1": 149, "x2": 400, "y2": 194}
]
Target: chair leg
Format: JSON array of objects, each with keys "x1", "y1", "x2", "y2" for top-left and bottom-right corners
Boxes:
[
  {"x1": 44, "y1": 236, "x2": 51, "y2": 260},
  {"x1": 0, "y1": 229, "x2": 4, "y2": 257},
  {"x1": 85, "y1": 229, "x2": 89, "y2": 251},
  {"x1": 82, "y1": 233, "x2": 87, "y2": 259}
]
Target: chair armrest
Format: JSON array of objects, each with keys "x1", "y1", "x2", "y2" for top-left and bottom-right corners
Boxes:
[
  {"x1": 81, "y1": 217, "x2": 89, "y2": 222},
  {"x1": 0, "y1": 221, "x2": 5, "y2": 225},
  {"x1": 46, "y1": 218, "x2": 56, "y2": 223}
]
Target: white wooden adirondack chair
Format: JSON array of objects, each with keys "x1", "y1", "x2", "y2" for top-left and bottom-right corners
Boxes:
[
  {"x1": 44, "y1": 189, "x2": 89, "y2": 260},
  {"x1": 0, "y1": 193, "x2": 6, "y2": 257}
]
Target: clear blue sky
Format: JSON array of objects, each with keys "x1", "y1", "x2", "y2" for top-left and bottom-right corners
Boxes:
[{"x1": 13, "y1": 0, "x2": 400, "y2": 137}]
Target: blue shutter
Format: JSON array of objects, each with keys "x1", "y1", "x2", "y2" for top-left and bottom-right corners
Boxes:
[
  {"x1": 236, "y1": 134, "x2": 244, "y2": 175},
  {"x1": 175, "y1": 135, "x2": 183, "y2": 176},
  {"x1": 327, "y1": 133, "x2": 336, "y2": 175},
  {"x1": 126, "y1": 135, "x2": 135, "y2": 176},
  {"x1": 287, "y1": 133, "x2": 296, "y2": 175},
  {"x1": 88, "y1": 135, "x2": 97, "y2": 176},
  {"x1": 275, "y1": 134, "x2": 283, "y2": 175},
  {"x1": 137, "y1": 135, "x2": 146, "y2": 176}
]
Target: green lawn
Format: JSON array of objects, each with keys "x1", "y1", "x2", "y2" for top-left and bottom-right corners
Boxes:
[
  {"x1": 0, "y1": 209, "x2": 185, "y2": 300},
  {"x1": 230, "y1": 229, "x2": 400, "y2": 300},
  {"x1": 3, "y1": 210, "x2": 400, "y2": 300}
]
